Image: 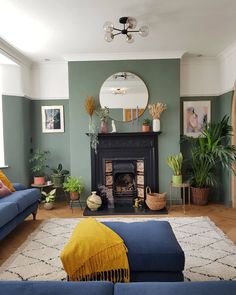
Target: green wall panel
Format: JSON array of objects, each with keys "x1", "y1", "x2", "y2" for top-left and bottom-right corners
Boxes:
[
  {"x1": 68, "y1": 59, "x2": 180, "y2": 200},
  {"x1": 31, "y1": 100, "x2": 71, "y2": 177},
  {"x1": 2, "y1": 95, "x2": 32, "y2": 185}
]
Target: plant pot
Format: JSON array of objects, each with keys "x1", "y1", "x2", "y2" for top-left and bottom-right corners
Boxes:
[
  {"x1": 44, "y1": 202, "x2": 54, "y2": 210},
  {"x1": 100, "y1": 120, "x2": 108, "y2": 133},
  {"x1": 34, "y1": 176, "x2": 45, "y2": 185},
  {"x1": 70, "y1": 192, "x2": 79, "y2": 200},
  {"x1": 172, "y1": 175, "x2": 182, "y2": 185},
  {"x1": 153, "y1": 119, "x2": 160, "y2": 132},
  {"x1": 191, "y1": 187, "x2": 210, "y2": 205},
  {"x1": 51, "y1": 175, "x2": 65, "y2": 188},
  {"x1": 142, "y1": 125, "x2": 150, "y2": 132}
]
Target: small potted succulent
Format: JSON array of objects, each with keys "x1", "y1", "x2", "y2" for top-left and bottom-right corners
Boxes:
[
  {"x1": 63, "y1": 176, "x2": 84, "y2": 200},
  {"x1": 41, "y1": 188, "x2": 56, "y2": 210},
  {"x1": 142, "y1": 118, "x2": 152, "y2": 132},
  {"x1": 51, "y1": 163, "x2": 69, "y2": 188}
]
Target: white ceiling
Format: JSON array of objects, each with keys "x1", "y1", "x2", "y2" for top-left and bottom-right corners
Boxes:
[{"x1": 1, "y1": 0, "x2": 236, "y2": 62}]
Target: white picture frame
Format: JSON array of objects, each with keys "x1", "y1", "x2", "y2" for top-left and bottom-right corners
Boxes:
[
  {"x1": 183, "y1": 100, "x2": 211, "y2": 137},
  {"x1": 41, "y1": 105, "x2": 64, "y2": 133}
]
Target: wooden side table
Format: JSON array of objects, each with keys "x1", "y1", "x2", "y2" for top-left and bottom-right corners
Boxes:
[
  {"x1": 169, "y1": 182, "x2": 191, "y2": 214},
  {"x1": 31, "y1": 183, "x2": 54, "y2": 193}
]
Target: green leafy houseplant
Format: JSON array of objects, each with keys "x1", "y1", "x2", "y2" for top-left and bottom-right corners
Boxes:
[
  {"x1": 166, "y1": 153, "x2": 183, "y2": 184},
  {"x1": 186, "y1": 115, "x2": 236, "y2": 205},
  {"x1": 63, "y1": 176, "x2": 84, "y2": 200},
  {"x1": 29, "y1": 149, "x2": 50, "y2": 184},
  {"x1": 51, "y1": 163, "x2": 69, "y2": 188},
  {"x1": 41, "y1": 188, "x2": 56, "y2": 210},
  {"x1": 142, "y1": 118, "x2": 152, "y2": 132}
]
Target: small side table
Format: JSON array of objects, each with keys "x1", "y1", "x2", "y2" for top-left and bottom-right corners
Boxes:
[
  {"x1": 169, "y1": 182, "x2": 191, "y2": 214},
  {"x1": 31, "y1": 183, "x2": 54, "y2": 193}
]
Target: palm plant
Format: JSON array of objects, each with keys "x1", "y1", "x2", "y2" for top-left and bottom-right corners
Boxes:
[{"x1": 188, "y1": 115, "x2": 236, "y2": 188}]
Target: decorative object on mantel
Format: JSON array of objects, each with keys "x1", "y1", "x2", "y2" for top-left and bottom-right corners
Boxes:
[
  {"x1": 87, "y1": 191, "x2": 102, "y2": 211},
  {"x1": 166, "y1": 152, "x2": 183, "y2": 185},
  {"x1": 145, "y1": 186, "x2": 166, "y2": 210},
  {"x1": 142, "y1": 118, "x2": 152, "y2": 132},
  {"x1": 148, "y1": 102, "x2": 167, "y2": 132},
  {"x1": 96, "y1": 106, "x2": 109, "y2": 133},
  {"x1": 103, "y1": 16, "x2": 149, "y2": 43},
  {"x1": 111, "y1": 120, "x2": 116, "y2": 132},
  {"x1": 85, "y1": 96, "x2": 99, "y2": 152}
]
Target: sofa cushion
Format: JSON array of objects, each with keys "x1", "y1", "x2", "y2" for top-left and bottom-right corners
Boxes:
[
  {"x1": 0, "y1": 189, "x2": 40, "y2": 213},
  {"x1": 114, "y1": 281, "x2": 236, "y2": 295},
  {"x1": 12, "y1": 183, "x2": 27, "y2": 191},
  {"x1": 103, "y1": 221, "x2": 184, "y2": 272},
  {"x1": 0, "y1": 281, "x2": 114, "y2": 295},
  {"x1": 0, "y1": 180, "x2": 12, "y2": 197},
  {"x1": 0, "y1": 202, "x2": 19, "y2": 228}
]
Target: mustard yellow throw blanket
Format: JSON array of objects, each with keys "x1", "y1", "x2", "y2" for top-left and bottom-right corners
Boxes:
[{"x1": 60, "y1": 218, "x2": 130, "y2": 282}]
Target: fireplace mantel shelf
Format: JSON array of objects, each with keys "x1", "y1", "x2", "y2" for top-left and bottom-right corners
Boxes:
[{"x1": 86, "y1": 131, "x2": 162, "y2": 137}]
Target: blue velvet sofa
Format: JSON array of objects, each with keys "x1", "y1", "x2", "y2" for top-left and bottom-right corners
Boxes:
[
  {"x1": 0, "y1": 281, "x2": 235, "y2": 295},
  {"x1": 0, "y1": 183, "x2": 40, "y2": 240}
]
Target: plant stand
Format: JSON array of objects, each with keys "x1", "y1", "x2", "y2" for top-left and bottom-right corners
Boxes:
[
  {"x1": 69, "y1": 199, "x2": 83, "y2": 212},
  {"x1": 169, "y1": 182, "x2": 191, "y2": 214}
]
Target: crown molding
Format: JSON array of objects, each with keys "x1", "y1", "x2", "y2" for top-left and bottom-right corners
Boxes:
[
  {"x1": 30, "y1": 96, "x2": 69, "y2": 100},
  {"x1": 0, "y1": 38, "x2": 32, "y2": 68},
  {"x1": 64, "y1": 51, "x2": 185, "y2": 61},
  {"x1": 218, "y1": 41, "x2": 236, "y2": 61}
]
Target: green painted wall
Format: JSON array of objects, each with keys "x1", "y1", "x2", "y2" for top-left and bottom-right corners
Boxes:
[
  {"x1": 31, "y1": 100, "x2": 71, "y2": 177},
  {"x1": 68, "y1": 59, "x2": 180, "y2": 200},
  {"x1": 2, "y1": 95, "x2": 32, "y2": 185},
  {"x1": 218, "y1": 91, "x2": 233, "y2": 206}
]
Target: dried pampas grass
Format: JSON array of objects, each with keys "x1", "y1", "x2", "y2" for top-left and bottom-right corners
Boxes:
[
  {"x1": 148, "y1": 102, "x2": 167, "y2": 119},
  {"x1": 85, "y1": 96, "x2": 95, "y2": 118}
]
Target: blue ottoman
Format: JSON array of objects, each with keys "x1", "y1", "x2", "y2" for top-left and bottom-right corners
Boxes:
[{"x1": 103, "y1": 221, "x2": 185, "y2": 282}]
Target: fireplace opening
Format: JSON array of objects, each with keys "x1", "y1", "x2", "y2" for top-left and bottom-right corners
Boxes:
[{"x1": 112, "y1": 161, "x2": 137, "y2": 206}]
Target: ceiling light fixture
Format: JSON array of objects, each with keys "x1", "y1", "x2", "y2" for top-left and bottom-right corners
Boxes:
[{"x1": 103, "y1": 17, "x2": 149, "y2": 43}]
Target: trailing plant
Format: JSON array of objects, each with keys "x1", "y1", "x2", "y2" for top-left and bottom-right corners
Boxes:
[
  {"x1": 41, "y1": 188, "x2": 56, "y2": 203},
  {"x1": 96, "y1": 107, "x2": 109, "y2": 122},
  {"x1": 63, "y1": 176, "x2": 84, "y2": 193},
  {"x1": 166, "y1": 153, "x2": 183, "y2": 176},
  {"x1": 29, "y1": 149, "x2": 50, "y2": 177},
  {"x1": 186, "y1": 115, "x2": 236, "y2": 188}
]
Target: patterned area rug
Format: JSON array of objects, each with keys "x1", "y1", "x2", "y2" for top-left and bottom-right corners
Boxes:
[{"x1": 0, "y1": 217, "x2": 236, "y2": 281}]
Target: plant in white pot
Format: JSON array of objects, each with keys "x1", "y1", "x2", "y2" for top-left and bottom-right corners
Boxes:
[
  {"x1": 166, "y1": 152, "x2": 183, "y2": 185},
  {"x1": 148, "y1": 102, "x2": 167, "y2": 132},
  {"x1": 41, "y1": 188, "x2": 56, "y2": 210},
  {"x1": 63, "y1": 176, "x2": 84, "y2": 200}
]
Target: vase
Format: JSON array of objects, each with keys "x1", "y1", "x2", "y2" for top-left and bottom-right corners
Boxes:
[
  {"x1": 87, "y1": 191, "x2": 102, "y2": 211},
  {"x1": 153, "y1": 119, "x2": 160, "y2": 132},
  {"x1": 100, "y1": 120, "x2": 108, "y2": 133}
]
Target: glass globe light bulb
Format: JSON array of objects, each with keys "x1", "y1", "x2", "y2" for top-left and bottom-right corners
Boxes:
[
  {"x1": 139, "y1": 25, "x2": 149, "y2": 37},
  {"x1": 103, "y1": 21, "x2": 114, "y2": 32},
  {"x1": 126, "y1": 34, "x2": 135, "y2": 43},
  {"x1": 127, "y1": 17, "x2": 137, "y2": 29},
  {"x1": 104, "y1": 32, "x2": 114, "y2": 42}
]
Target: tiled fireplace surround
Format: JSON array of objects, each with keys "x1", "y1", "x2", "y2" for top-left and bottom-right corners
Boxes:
[{"x1": 91, "y1": 132, "x2": 160, "y2": 206}]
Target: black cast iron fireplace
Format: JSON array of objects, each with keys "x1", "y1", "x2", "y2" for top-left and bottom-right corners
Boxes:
[{"x1": 90, "y1": 132, "x2": 161, "y2": 207}]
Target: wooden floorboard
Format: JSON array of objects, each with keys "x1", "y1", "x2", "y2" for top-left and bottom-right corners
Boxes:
[{"x1": 0, "y1": 202, "x2": 236, "y2": 266}]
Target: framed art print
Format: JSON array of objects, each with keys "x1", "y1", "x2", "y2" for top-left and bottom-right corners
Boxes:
[
  {"x1": 183, "y1": 100, "x2": 211, "y2": 137},
  {"x1": 41, "y1": 105, "x2": 64, "y2": 133}
]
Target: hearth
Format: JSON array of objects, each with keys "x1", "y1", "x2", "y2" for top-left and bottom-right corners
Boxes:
[{"x1": 89, "y1": 132, "x2": 161, "y2": 211}]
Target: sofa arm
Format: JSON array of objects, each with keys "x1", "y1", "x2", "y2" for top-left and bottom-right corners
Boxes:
[{"x1": 13, "y1": 183, "x2": 27, "y2": 191}]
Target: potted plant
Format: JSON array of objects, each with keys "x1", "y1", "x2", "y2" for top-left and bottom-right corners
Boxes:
[
  {"x1": 29, "y1": 149, "x2": 50, "y2": 185},
  {"x1": 41, "y1": 188, "x2": 56, "y2": 210},
  {"x1": 142, "y1": 118, "x2": 152, "y2": 132},
  {"x1": 51, "y1": 163, "x2": 69, "y2": 188},
  {"x1": 187, "y1": 116, "x2": 236, "y2": 205},
  {"x1": 96, "y1": 106, "x2": 110, "y2": 133},
  {"x1": 63, "y1": 176, "x2": 84, "y2": 200},
  {"x1": 167, "y1": 152, "x2": 183, "y2": 185}
]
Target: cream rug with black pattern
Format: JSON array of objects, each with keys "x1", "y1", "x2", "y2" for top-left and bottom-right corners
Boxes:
[{"x1": 0, "y1": 217, "x2": 236, "y2": 281}]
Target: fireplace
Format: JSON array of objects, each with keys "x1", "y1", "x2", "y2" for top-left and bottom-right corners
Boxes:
[{"x1": 90, "y1": 132, "x2": 160, "y2": 208}]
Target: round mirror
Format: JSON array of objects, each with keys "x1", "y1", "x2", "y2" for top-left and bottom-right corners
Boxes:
[{"x1": 99, "y1": 72, "x2": 149, "y2": 122}]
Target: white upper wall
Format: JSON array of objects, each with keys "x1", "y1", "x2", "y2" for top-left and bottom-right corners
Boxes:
[{"x1": 31, "y1": 62, "x2": 69, "y2": 100}]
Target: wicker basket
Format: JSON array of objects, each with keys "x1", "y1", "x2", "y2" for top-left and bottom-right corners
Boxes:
[{"x1": 145, "y1": 186, "x2": 166, "y2": 211}]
